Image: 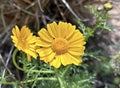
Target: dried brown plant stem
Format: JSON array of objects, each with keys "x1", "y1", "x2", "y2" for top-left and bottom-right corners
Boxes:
[
  {"x1": 37, "y1": 0, "x2": 47, "y2": 25},
  {"x1": 25, "y1": 1, "x2": 36, "y2": 9},
  {"x1": 62, "y1": 0, "x2": 80, "y2": 20},
  {"x1": 8, "y1": 1, "x2": 41, "y2": 17},
  {"x1": 37, "y1": 0, "x2": 44, "y2": 13},
  {"x1": 0, "y1": 48, "x2": 16, "y2": 81},
  {"x1": 1, "y1": 5, "x2": 7, "y2": 30},
  {"x1": 0, "y1": 4, "x2": 15, "y2": 45},
  {"x1": 54, "y1": 0, "x2": 66, "y2": 21},
  {"x1": 0, "y1": 46, "x2": 14, "y2": 87}
]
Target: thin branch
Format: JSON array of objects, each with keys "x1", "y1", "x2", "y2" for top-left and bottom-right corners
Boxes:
[
  {"x1": 37, "y1": 0, "x2": 47, "y2": 25},
  {"x1": 54, "y1": 0, "x2": 66, "y2": 21},
  {"x1": 0, "y1": 46, "x2": 14, "y2": 88},
  {"x1": 37, "y1": 0, "x2": 44, "y2": 13},
  {"x1": 1, "y1": 32, "x2": 10, "y2": 45},
  {"x1": 35, "y1": 9, "x2": 40, "y2": 30},
  {"x1": 1, "y1": 5, "x2": 7, "y2": 30},
  {"x1": 62, "y1": 0, "x2": 80, "y2": 20},
  {"x1": 8, "y1": 1, "x2": 41, "y2": 17},
  {"x1": 0, "y1": 23, "x2": 14, "y2": 39},
  {"x1": 0, "y1": 2, "x2": 24, "y2": 39},
  {"x1": 0, "y1": 51, "x2": 16, "y2": 82},
  {"x1": 25, "y1": 1, "x2": 37, "y2": 10}
]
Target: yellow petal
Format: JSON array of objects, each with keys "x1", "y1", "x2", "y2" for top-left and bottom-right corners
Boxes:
[
  {"x1": 11, "y1": 36, "x2": 18, "y2": 43},
  {"x1": 29, "y1": 44, "x2": 37, "y2": 50},
  {"x1": 25, "y1": 49, "x2": 37, "y2": 59},
  {"x1": 69, "y1": 47, "x2": 85, "y2": 52},
  {"x1": 27, "y1": 54, "x2": 31, "y2": 62},
  {"x1": 40, "y1": 52, "x2": 56, "y2": 63},
  {"x1": 38, "y1": 28, "x2": 53, "y2": 42},
  {"x1": 68, "y1": 50, "x2": 84, "y2": 56},
  {"x1": 68, "y1": 47, "x2": 85, "y2": 56},
  {"x1": 12, "y1": 26, "x2": 20, "y2": 38},
  {"x1": 21, "y1": 26, "x2": 33, "y2": 41},
  {"x1": 65, "y1": 23, "x2": 76, "y2": 39},
  {"x1": 36, "y1": 48, "x2": 53, "y2": 57},
  {"x1": 69, "y1": 40, "x2": 86, "y2": 48},
  {"x1": 74, "y1": 57, "x2": 82, "y2": 65},
  {"x1": 60, "y1": 54, "x2": 72, "y2": 66},
  {"x1": 27, "y1": 36, "x2": 37, "y2": 43},
  {"x1": 57, "y1": 21, "x2": 66, "y2": 38},
  {"x1": 68, "y1": 30, "x2": 84, "y2": 43},
  {"x1": 21, "y1": 26, "x2": 28, "y2": 38},
  {"x1": 47, "y1": 21, "x2": 58, "y2": 38},
  {"x1": 66, "y1": 53, "x2": 82, "y2": 65},
  {"x1": 36, "y1": 37, "x2": 51, "y2": 47},
  {"x1": 50, "y1": 56, "x2": 61, "y2": 68},
  {"x1": 58, "y1": 21, "x2": 76, "y2": 38},
  {"x1": 104, "y1": 2, "x2": 112, "y2": 9}
]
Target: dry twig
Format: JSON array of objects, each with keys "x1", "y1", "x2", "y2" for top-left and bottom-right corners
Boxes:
[
  {"x1": 62, "y1": 0, "x2": 80, "y2": 20},
  {"x1": 0, "y1": 46, "x2": 14, "y2": 88}
]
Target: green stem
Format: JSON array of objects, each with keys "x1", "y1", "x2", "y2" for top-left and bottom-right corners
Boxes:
[
  {"x1": 12, "y1": 49, "x2": 25, "y2": 71},
  {"x1": 61, "y1": 65, "x2": 71, "y2": 78},
  {"x1": 0, "y1": 81, "x2": 16, "y2": 85},
  {"x1": 21, "y1": 77, "x2": 57, "y2": 83},
  {"x1": 26, "y1": 70, "x2": 55, "y2": 73},
  {"x1": 0, "y1": 77, "x2": 57, "y2": 85},
  {"x1": 55, "y1": 66, "x2": 71, "y2": 88},
  {"x1": 85, "y1": 26, "x2": 97, "y2": 41},
  {"x1": 55, "y1": 70, "x2": 65, "y2": 88},
  {"x1": 57, "y1": 76, "x2": 65, "y2": 88},
  {"x1": 12, "y1": 49, "x2": 55, "y2": 74}
]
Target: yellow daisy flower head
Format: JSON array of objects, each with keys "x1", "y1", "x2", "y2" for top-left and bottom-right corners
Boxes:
[
  {"x1": 36, "y1": 21, "x2": 86, "y2": 68},
  {"x1": 11, "y1": 25, "x2": 38, "y2": 61},
  {"x1": 104, "y1": 2, "x2": 112, "y2": 9}
]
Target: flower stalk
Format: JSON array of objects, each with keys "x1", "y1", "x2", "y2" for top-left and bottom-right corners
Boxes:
[
  {"x1": 0, "y1": 77, "x2": 57, "y2": 85},
  {"x1": 12, "y1": 49, "x2": 25, "y2": 71},
  {"x1": 12, "y1": 49, "x2": 55, "y2": 74},
  {"x1": 61, "y1": 65, "x2": 71, "y2": 78}
]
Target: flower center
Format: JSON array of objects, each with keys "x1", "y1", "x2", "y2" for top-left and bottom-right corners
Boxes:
[{"x1": 52, "y1": 38, "x2": 69, "y2": 54}]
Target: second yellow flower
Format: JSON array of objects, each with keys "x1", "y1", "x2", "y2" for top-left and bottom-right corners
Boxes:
[{"x1": 36, "y1": 21, "x2": 86, "y2": 68}]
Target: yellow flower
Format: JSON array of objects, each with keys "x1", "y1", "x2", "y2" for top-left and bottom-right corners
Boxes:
[
  {"x1": 104, "y1": 2, "x2": 112, "y2": 9},
  {"x1": 36, "y1": 21, "x2": 86, "y2": 68},
  {"x1": 11, "y1": 25, "x2": 38, "y2": 61}
]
